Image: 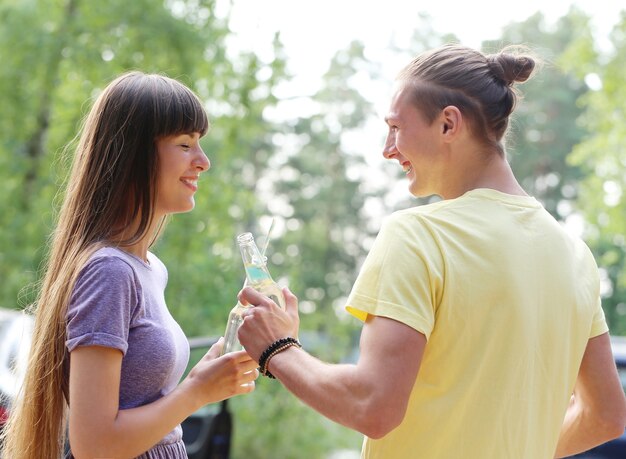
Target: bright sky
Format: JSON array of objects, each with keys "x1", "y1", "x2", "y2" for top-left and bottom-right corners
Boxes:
[{"x1": 225, "y1": 0, "x2": 620, "y2": 95}]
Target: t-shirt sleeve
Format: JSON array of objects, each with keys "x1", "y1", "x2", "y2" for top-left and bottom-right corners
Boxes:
[
  {"x1": 345, "y1": 212, "x2": 444, "y2": 340},
  {"x1": 590, "y1": 296, "x2": 609, "y2": 338},
  {"x1": 66, "y1": 256, "x2": 139, "y2": 355},
  {"x1": 580, "y1": 242, "x2": 609, "y2": 339}
]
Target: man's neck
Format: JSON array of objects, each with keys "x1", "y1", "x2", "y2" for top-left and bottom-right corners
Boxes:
[{"x1": 439, "y1": 150, "x2": 526, "y2": 200}]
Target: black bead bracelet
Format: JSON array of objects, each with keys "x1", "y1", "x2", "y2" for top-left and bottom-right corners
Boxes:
[{"x1": 258, "y1": 337, "x2": 302, "y2": 379}]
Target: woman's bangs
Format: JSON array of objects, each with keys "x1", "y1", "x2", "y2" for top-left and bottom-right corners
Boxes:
[{"x1": 155, "y1": 80, "x2": 209, "y2": 138}]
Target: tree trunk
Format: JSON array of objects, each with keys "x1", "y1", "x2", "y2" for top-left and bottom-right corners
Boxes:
[{"x1": 21, "y1": 0, "x2": 78, "y2": 209}]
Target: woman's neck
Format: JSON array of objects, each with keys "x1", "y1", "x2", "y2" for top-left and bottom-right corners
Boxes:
[
  {"x1": 118, "y1": 241, "x2": 151, "y2": 263},
  {"x1": 109, "y1": 216, "x2": 162, "y2": 262}
]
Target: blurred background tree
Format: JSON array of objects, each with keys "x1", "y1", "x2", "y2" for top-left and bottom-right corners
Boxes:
[
  {"x1": 560, "y1": 11, "x2": 626, "y2": 334},
  {"x1": 1, "y1": 0, "x2": 626, "y2": 457}
]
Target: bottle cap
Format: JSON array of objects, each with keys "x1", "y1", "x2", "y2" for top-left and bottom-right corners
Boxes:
[{"x1": 237, "y1": 232, "x2": 254, "y2": 244}]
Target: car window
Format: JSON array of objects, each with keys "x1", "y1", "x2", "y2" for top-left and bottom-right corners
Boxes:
[{"x1": 7, "y1": 339, "x2": 21, "y2": 374}]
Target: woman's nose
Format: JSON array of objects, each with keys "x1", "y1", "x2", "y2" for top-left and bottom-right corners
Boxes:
[{"x1": 195, "y1": 148, "x2": 210, "y2": 172}]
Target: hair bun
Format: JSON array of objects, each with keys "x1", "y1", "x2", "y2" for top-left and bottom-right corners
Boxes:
[{"x1": 487, "y1": 52, "x2": 535, "y2": 86}]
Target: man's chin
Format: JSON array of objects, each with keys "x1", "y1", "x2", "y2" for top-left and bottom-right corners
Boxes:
[{"x1": 410, "y1": 186, "x2": 441, "y2": 200}]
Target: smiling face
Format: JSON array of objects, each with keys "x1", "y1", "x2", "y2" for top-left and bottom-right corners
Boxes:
[
  {"x1": 154, "y1": 132, "x2": 210, "y2": 218},
  {"x1": 383, "y1": 83, "x2": 444, "y2": 197}
]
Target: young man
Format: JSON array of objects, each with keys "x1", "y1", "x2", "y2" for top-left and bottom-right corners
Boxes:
[{"x1": 238, "y1": 44, "x2": 626, "y2": 458}]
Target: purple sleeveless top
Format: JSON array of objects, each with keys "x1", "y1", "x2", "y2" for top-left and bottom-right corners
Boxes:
[{"x1": 66, "y1": 247, "x2": 190, "y2": 458}]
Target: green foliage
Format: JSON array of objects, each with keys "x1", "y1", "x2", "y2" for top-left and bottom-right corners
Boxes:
[
  {"x1": 560, "y1": 11, "x2": 626, "y2": 333},
  {"x1": 4, "y1": 0, "x2": 626, "y2": 456}
]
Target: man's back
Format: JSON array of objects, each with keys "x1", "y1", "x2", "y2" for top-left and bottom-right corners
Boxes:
[{"x1": 347, "y1": 189, "x2": 607, "y2": 458}]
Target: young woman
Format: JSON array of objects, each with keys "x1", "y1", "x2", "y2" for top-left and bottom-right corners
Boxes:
[{"x1": 1, "y1": 72, "x2": 258, "y2": 459}]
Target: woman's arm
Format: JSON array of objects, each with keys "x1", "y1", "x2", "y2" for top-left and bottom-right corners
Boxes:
[{"x1": 69, "y1": 341, "x2": 257, "y2": 459}]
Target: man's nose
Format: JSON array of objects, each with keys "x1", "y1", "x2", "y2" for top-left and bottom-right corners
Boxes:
[{"x1": 382, "y1": 132, "x2": 397, "y2": 159}]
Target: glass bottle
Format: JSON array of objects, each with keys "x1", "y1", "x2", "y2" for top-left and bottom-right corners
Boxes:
[{"x1": 221, "y1": 232, "x2": 285, "y2": 355}]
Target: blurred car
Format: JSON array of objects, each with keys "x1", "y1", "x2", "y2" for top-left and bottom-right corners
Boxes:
[
  {"x1": 0, "y1": 308, "x2": 33, "y2": 430},
  {"x1": 569, "y1": 335, "x2": 626, "y2": 458}
]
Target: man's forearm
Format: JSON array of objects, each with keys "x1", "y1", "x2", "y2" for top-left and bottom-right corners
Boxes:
[
  {"x1": 554, "y1": 396, "x2": 624, "y2": 458},
  {"x1": 268, "y1": 347, "x2": 375, "y2": 433},
  {"x1": 267, "y1": 346, "x2": 403, "y2": 438}
]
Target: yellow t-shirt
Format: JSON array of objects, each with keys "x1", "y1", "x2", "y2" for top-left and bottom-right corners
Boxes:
[{"x1": 346, "y1": 189, "x2": 608, "y2": 459}]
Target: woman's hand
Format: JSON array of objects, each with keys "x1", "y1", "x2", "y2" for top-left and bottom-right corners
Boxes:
[{"x1": 182, "y1": 338, "x2": 258, "y2": 407}]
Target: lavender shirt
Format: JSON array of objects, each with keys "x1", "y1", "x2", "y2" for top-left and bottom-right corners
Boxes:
[{"x1": 66, "y1": 247, "x2": 190, "y2": 458}]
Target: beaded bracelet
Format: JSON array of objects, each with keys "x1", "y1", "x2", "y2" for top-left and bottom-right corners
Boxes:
[{"x1": 258, "y1": 337, "x2": 302, "y2": 379}]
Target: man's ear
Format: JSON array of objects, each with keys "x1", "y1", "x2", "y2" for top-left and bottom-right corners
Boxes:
[{"x1": 440, "y1": 105, "x2": 463, "y2": 139}]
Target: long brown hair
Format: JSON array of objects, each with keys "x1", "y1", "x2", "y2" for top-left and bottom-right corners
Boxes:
[
  {"x1": 398, "y1": 44, "x2": 537, "y2": 155},
  {"x1": 1, "y1": 71, "x2": 208, "y2": 459}
]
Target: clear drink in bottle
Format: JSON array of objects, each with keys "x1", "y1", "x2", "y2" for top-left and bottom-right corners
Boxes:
[
  {"x1": 221, "y1": 298, "x2": 249, "y2": 355},
  {"x1": 221, "y1": 232, "x2": 285, "y2": 355}
]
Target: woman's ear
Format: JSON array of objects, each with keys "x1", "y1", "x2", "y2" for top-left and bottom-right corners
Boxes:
[{"x1": 440, "y1": 105, "x2": 463, "y2": 139}]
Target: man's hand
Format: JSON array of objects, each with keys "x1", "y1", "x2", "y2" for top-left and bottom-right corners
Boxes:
[{"x1": 237, "y1": 286, "x2": 300, "y2": 361}]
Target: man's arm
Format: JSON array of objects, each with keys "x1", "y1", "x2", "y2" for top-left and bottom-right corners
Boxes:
[
  {"x1": 554, "y1": 332, "x2": 626, "y2": 458},
  {"x1": 238, "y1": 287, "x2": 426, "y2": 438}
]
